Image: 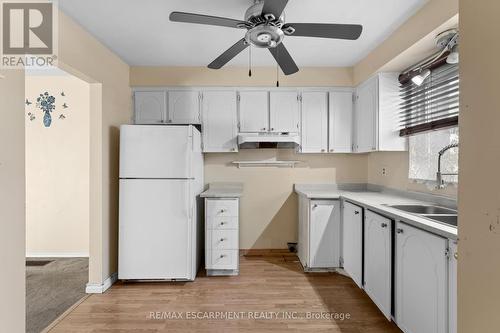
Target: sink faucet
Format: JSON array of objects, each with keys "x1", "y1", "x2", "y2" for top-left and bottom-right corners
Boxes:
[{"x1": 436, "y1": 142, "x2": 459, "y2": 189}]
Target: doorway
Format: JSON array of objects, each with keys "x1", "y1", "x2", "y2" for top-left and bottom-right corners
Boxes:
[{"x1": 25, "y1": 66, "x2": 90, "y2": 333}]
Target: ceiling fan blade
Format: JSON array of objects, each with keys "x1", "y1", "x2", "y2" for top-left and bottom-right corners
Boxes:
[
  {"x1": 169, "y1": 12, "x2": 247, "y2": 29},
  {"x1": 261, "y1": 0, "x2": 289, "y2": 18},
  {"x1": 284, "y1": 23, "x2": 363, "y2": 40},
  {"x1": 208, "y1": 38, "x2": 249, "y2": 69},
  {"x1": 268, "y1": 43, "x2": 299, "y2": 75}
]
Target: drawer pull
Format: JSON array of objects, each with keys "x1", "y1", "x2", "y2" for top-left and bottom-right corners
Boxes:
[
  {"x1": 220, "y1": 222, "x2": 226, "y2": 226},
  {"x1": 220, "y1": 238, "x2": 226, "y2": 242},
  {"x1": 396, "y1": 228, "x2": 404, "y2": 234},
  {"x1": 219, "y1": 209, "x2": 226, "y2": 213},
  {"x1": 219, "y1": 254, "x2": 226, "y2": 258},
  {"x1": 354, "y1": 211, "x2": 360, "y2": 215},
  {"x1": 381, "y1": 223, "x2": 388, "y2": 228}
]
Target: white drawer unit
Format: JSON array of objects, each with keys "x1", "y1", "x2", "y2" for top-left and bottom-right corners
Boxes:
[
  {"x1": 205, "y1": 198, "x2": 239, "y2": 276},
  {"x1": 208, "y1": 250, "x2": 239, "y2": 270},
  {"x1": 207, "y1": 229, "x2": 239, "y2": 250},
  {"x1": 206, "y1": 216, "x2": 239, "y2": 230},
  {"x1": 206, "y1": 199, "x2": 239, "y2": 217}
]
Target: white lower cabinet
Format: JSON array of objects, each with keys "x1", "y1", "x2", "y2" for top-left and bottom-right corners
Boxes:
[
  {"x1": 342, "y1": 201, "x2": 363, "y2": 287},
  {"x1": 205, "y1": 198, "x2": 239, "y2": 275},
  {"x1": 364, "y1": 210, "x2": 392, "y2": 320},
  {"x1": 395, "y1": 222, "x2": 447, "y2": 333},
  {"x1": 448, "y1": 240, "x2": 457, "y2": 333},
  {"x1": 297, "y1": 196, "x2": 340, "y2": 269}
]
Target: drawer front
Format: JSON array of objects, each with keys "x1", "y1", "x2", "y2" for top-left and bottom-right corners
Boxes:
[
  {"x1": 207, "y1": 229, "x2": 238, "y2": 250},
  {"x1": 207, "y1": 216, "x2": 238, "y2": 230},
  {"x1": 206, "y1": 199, "x2": 239, "y2": 217},
  {"x1": 207, "y1": 249, "x2": 239, "y2": 270}
]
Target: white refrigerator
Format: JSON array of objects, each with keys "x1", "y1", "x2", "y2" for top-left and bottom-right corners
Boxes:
[{"x1": 118, "y1": 125, "x2": 204, "y2": 281}]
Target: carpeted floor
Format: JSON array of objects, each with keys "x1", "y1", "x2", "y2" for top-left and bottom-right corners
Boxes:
[{"x1": 26, "y1": 257, "x2": 88, "y2": 333}]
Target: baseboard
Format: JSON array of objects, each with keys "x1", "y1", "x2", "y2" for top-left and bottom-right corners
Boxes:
[
  {"x1": 26, "y1": 251, "x2": 89, "y2": 258},
  {"x1": 85, "y1": 272, "x2": 117, "y2": 294},
  {"x1": 239, "y1": 249, "x2": 296, "y2": 257}
]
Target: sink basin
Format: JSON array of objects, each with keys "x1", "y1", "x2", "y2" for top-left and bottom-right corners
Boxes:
[
  {"x1": 388, "y1": 204, "x2": 457, "y2": 215},
  {"x1": 423, "y1": 214, "x2": 458, "y2": 227}
]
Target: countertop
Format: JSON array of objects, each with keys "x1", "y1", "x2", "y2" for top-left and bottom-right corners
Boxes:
[
  {"x1": 201, "y1": 182, "x2": 243, "y2": 198},
  {"x1": 294, "y1": 184, "x2": 458, "y2": 240}
]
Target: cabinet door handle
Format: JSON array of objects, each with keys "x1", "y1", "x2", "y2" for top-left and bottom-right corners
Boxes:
[
  {"x1": 354, "y1": 211, "x2": 360, "y2": 215},
  {"x1": 312, "y1": 204, "x2": 318, "y2": 209},
  {"x1": 396, "y1": 228, "x2": 404, "y2": 234},
  {"x1": 261, "y1": 127, "x2": 266, "y2": 131},
  {"x1": 220, "y1": 222, "x2": 226, "y2": 226},
  {"x1": 381, "y1": 223, "x2": 388, "y2": 228},
  {"x1": 329, "y1": 149, "x2": 334, "y2": 152},
  {"x1": 220, "y1": 238, "x2": 225, "y2": 242},
  {"x1": 454, "y1": 252, "x2": 458, "y2": 260},
  {"x1": 220, "y1": 209, "x2": 226, "y2": 213},
  {"x1": 219, "y1": 254, "x2": 226, "y2": 258},
  {"x1": 270, "y1": 128, "x2": 275, "y2": 131}
]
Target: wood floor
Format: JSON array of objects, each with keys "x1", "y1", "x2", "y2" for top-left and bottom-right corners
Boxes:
[{"x1": 49, "y1": 254, "x2": 402, "y2": 333}]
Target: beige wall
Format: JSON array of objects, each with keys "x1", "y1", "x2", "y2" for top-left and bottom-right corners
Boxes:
[
  {"x1": 368, "y1": 151, "x2": 457, "y2": 198},
  {"x1": 206, "y1": 150, "x2": 367, "y2": 249},
  {"x1": 25, "y1": 73, "x2": 90, "y2": 256},
  {"x1": 0, "y1": 69, "x2": 26, "y2": 332},
  {"x1": 58, "y1": 11, "x2": 131, "y2": 284},
  {"x1": 458, "y1": 1, "x2": 500, "y2": 332},
  {"x1": 130, "y1": 66, "x2": 353, "y2": 87}
]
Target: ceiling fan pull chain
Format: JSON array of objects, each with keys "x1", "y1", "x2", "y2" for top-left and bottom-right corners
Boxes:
[
  {"x1": 248, "y1": 45, "x2": 252, "y2": 77},
  {"x1": 276, "y1": 47, "x2": 280, "y2": 87}
]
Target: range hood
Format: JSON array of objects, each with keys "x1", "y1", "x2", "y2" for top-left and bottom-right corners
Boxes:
[{"x1": 238, "y1": 132, "x2": 301, "y2": 149}]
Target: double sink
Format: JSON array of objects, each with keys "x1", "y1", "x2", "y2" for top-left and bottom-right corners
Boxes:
[{"x1": 387, "y1": 204, "x2": 458, "y2": 227}]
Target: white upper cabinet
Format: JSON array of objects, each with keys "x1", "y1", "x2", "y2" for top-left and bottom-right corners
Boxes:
[
  {"x1": 201, "y1": 91, "x2": 238, "y2": 153},
  {"x1": 342, "y1": 201, "x2": 363, "y2": 288},
  {"x1": 354, "y1": 73, "x2": 407, "y2": 153},
  {"x1": 269, "y1": 91, "x2": 300, "y2": 133},
  {"x1": 355, "y1": 76, "x2": 378, "y2": 152},
  {"x1": 396, "y1": 222, "x2": 447, "y2": 333},
  {"x1": 329, "y1": 90, "x2": 353, "y2": 153},
  {"x1": 168, "y1": 90, "x2": 200, "y2": 124},
  {"x1": 301, "y1": 92, "x2": 328, "y2": 153},
  {"x1": 364, "y1": 210, "x2": 392, "y2": 320},
  {"x1": 134, "y1": 91, "x2": 166, "y2": 124},
  {"x1": 238, "y1": 91, "x2": 269, "y2": 132}
]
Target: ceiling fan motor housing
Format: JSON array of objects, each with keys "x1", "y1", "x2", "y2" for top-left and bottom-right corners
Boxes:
[
  {"x1": 244, "y1": 2, "x2": 285, "y2": 48},
  {"x1": 245, "y1": 25, "x2": 284, "y2": 48}
]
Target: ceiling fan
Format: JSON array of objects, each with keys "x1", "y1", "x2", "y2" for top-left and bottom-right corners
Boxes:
[{"x1": 169, "y1": 0, "x2": 363, "y2": 75}]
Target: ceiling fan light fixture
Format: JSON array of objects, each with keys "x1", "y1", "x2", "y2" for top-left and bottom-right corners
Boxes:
[{"x1": 411, "y1": 68, "x2": 431, "y2": 86}]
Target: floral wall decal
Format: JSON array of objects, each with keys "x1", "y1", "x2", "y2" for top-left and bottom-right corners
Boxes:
[
  {"x1": 26, "y1": 91, "x2": 70, "y2": 127},
  {"x1": 36, "y1": 92, "x2": 56, "y2": 127}
]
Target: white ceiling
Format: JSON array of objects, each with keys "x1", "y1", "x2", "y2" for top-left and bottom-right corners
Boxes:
[{"x1": 59, "y1": 0, "x2": 428, "y2": 67}]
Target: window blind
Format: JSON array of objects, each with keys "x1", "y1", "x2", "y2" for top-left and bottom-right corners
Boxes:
[{"x1": 399, "y1": 63, "x2": 459, "y2": 136}]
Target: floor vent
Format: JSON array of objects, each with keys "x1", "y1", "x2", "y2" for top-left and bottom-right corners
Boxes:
[{"x1": 26, "y1": 260, "x2": 53, "y2": 267}]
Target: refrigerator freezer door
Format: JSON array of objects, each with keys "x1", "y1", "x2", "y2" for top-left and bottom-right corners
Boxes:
[
  {"x1": 120, "y1": 125, "x2": 192, "y2": 179},
  {"x1": 119, "y1": 179, "x2": 193, "y2": 280}
]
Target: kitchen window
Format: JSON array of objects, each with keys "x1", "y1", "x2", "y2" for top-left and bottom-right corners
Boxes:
[
  {"x1": 408, "y1": 127, "x2": 458, "y2": 183},
  {"x1": 400, "y1": 61, "x2": 459, "y2": 184}
]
